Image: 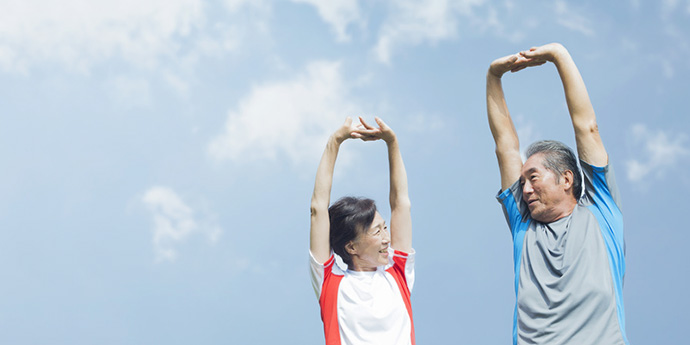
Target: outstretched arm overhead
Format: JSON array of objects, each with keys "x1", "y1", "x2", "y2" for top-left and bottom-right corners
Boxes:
[
  {"x1": 519, "y1": 43, "x2": 608, "y2": 166},
  {"x1": 310, "y1": 118, "x2": 359, "y2": 264},
  {"x1": 487, "y1": 54, "x2": 544, "y2": 190},
  {"x1": 354, "y1": 117, "x2": 412, "y2": 253}
]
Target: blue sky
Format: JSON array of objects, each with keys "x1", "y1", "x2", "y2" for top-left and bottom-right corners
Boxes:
[{"x1": 1, "y1": 0, "x2": 689, "y2": 344}]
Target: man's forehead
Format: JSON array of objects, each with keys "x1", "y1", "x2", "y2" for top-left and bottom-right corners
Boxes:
[{"x1": 522, "y1": 154, "x2": 546, "y2": 173}]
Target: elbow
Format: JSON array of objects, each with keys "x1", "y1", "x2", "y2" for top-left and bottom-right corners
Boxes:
[
  {"x1": 391, "y1": 196, "x2": 411, "y2": 213},
  {"x1": 310, "y1": 202, "x2": 328, "y2": 218},
  {"x1": 574, "y1": 117, "x2": 600, "y2": 136}
]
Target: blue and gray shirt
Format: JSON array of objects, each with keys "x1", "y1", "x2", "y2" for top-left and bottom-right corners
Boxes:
[{"x1": 497, "y1": 160, "x2": 629, "y2": 345}]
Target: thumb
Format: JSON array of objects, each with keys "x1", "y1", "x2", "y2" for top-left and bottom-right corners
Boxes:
[{"x1": 374, "y1": 117, "x2": 388, "y2": 129}]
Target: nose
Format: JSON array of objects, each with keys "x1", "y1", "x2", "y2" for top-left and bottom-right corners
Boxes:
[
  {"x1": 523, "y1": 180, "x2": 533, "y2": 197},
  {"x1": 383, "y1": 228, "x2": 391, "y2": 244}
]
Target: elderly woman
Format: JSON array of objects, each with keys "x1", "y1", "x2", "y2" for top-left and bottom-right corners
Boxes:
[{"x1": 309, "y1": 117, "x2": 415, "y2": 345}]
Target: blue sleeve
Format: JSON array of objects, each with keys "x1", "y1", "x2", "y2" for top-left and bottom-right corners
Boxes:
[
  {"x1": 496, "y1": 182, "x2": 531, "y2": 292},
  {"x1": 496, "y1": 181, "x2": 530, "y2": 238}
]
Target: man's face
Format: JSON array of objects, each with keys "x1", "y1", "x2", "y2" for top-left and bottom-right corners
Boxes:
[{"x1": 520, "y1": 153, "x2": 574, "y2": 223}]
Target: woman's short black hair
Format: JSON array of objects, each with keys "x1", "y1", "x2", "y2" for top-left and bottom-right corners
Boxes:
[{"x1": 329, "y1": 196, "x2": 377, "y2": 268}]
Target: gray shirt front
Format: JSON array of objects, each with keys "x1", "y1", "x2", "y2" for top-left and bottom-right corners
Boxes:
[{"x1": 498, "y1": 162, "x2": 628, "y2": 345}]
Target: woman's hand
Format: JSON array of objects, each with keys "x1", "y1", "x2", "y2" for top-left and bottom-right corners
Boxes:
[
  {"x1": 352, "y1": 117, "x2": 396, "y2": 144},
  {"x1": 332, "y1": 117, "x2": 360, "y2": 144}
]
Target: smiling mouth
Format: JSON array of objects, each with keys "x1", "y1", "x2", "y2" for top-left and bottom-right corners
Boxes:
[{"x1": 379, "y1": 247, "x2": 388, "y2": 254}]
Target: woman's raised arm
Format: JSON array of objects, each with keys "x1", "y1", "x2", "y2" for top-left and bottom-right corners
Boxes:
[
  {"x1": 310, "y1": 118, "x2": 358, "y2": 264},
  {"x1": 354, "y1": 117, "x2": 412, "y2": 253}
]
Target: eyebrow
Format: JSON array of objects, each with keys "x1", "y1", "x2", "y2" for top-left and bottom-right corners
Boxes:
[{"x1": 523, "y1": 167, "x2": 539, "y2": 175}]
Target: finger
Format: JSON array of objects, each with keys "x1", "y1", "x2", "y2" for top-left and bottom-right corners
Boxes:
[
  {"x1": 343, "y1": 117, "x2": 352, "y2": 126},
  {"x1": 521, "y1": 47, "x2": 541, "y2": 59},
  {"x1": 361, "y1": 135, "x2": 381, "y2": 142},
  {"x1": 359, "y1": 116, "x2": 376, "y2": 130},
  {"x1": 511, "y1": 65, "x2": 527, "y2": 73},
  {"x1": 353, "y1": 128, "x2": 381, "y2": 137},
  {"x1": 500, "y1": 54, "x2": 519, "y2": 68},
  {"x1": 374, "y1": 117, "x2": 389, "y2": 130},
  {"x1": 505, "y1": 54, "x2": 519, "y2": 64}
]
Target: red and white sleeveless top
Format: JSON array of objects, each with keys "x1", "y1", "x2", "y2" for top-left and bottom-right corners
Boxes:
[{"x1": 309, "y1": 248, "x2": 415, "y2": 345}]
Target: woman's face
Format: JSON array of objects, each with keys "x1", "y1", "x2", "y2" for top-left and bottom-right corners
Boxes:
[{"x1": 349, "y1": 212, "x2": 390, "y2": 271}]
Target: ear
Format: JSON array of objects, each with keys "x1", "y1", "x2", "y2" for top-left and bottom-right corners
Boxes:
[
  {"x1": 562, "y1": 170, "x2": 574, "y2": 191},
  {"x1": 345, "y1": 241, "x2": 357, "y2": 255}
]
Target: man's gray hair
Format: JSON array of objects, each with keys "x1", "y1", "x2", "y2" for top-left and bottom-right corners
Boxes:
[{"x1": 526, "y1": 140, "x2": 582, "y2": 199}]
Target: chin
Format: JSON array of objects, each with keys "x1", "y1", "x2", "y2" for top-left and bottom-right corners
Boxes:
[{"x1": 530, "y1": 209, "x2": 548, "y2": 223}]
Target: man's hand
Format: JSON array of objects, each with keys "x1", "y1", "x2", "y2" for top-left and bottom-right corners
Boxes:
[
  {"x1": 519, "y1": 43, "x2": 567, "y2": 66},
  {"x1": 489, "y1": 53, "x2": 546, "y2": 78}
]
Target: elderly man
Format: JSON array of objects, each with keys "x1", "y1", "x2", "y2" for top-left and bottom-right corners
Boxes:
[{"x1": 486, "y1": 43, "x2": 629, "y2": 345}]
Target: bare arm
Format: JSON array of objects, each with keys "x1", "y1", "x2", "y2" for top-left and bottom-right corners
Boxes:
[
  {"x1": 310, "y1": 118, "x2": 357, "y2": 264},
  {"x1": 354, "y1": 117, "x2": 412, "y2": 253},
  {"x1": 486, "y1": 54, "x2": 544, "y2": 190},
  {"x1": 520, "y1": 43, "x2": 608, "y2": 166}
]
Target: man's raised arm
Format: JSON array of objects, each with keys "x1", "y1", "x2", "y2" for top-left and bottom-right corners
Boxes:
[
  {"x1": 521, "y1": 43, "x2": 607, "y2": 166},
  {"x1": 486, "y1": 54, "x2": 535, "y2": 190}
]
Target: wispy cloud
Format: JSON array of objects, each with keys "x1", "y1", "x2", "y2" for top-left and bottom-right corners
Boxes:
[
  {"x1": 0, "y1": 0, "x2": 201, "y2": 73},
  {"x1": 142, "y1": 186, "x2": 221, "y2": 263},
  {"x1": 626, "y1": 124, "x2": 689, "y2": 182},
  {"x1": 208, "y1": 60, "x2": 362, "y2": 167},
  {"x1": 292, "y1": 0, "x2": 361, "y2": 42},
  {"x1": 373, "y1": 0, "x2": 485, "y2": 64},
  {"x1": 553, "y1": 0, "x2": 595, "y2": 36},
  {"x1": 0, "y1": 0, "x2": 259, "y2": 78}
]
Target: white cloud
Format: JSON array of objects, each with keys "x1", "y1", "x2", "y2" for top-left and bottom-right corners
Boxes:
[
  {"x1": 471, "y1": 3, "x2": 526, "y2": 43},
  {"x1": 208, "y1": 60, "x2": 361, "y2": 166},
  {"x1": 373, "y1": 0, "x2": 485, "y2": 64},
  {"x1": 626, "y1": 124, "x2": 690, "y2": 182},
  {"x1": 0, "y1": 0, "x2": 265, "y2": 79},
  {"x1": 142, "y1": 186, "x2": 221, "y2": 263},
  {"x1": 553, "y1": 0, "x2": 595, "y2": 36},
  {"x1": 224, "y1": 0, "x2": 270, "y2": 13},
  {"x1": 0, "y1": 0, "x2": 205, "y2": 73},
  {"x1": 291, "y1": 0, "x2": 361, "y2": 42}
]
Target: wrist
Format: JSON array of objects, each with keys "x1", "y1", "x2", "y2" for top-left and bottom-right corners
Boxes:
[
  {"x1": 548, "y1": 43, "x2": 568, "y2": 63},
  {"x1": 384, "y1": 134, "x2": 398, "y2": 145},
  {"x1": 330, "y1": 134, "x2": 346, "y2": 146},
  {"x1": 487, "y1": 68, "x2": 504, "y2": 79}
]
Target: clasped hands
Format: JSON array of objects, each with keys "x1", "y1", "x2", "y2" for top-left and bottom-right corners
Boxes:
[
  {"x1": 489, "y1": 43, "x2": 567, "y2": 78},
  {"x1": 333, "y1": 116, "x2": 396, "y2": 144}
]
